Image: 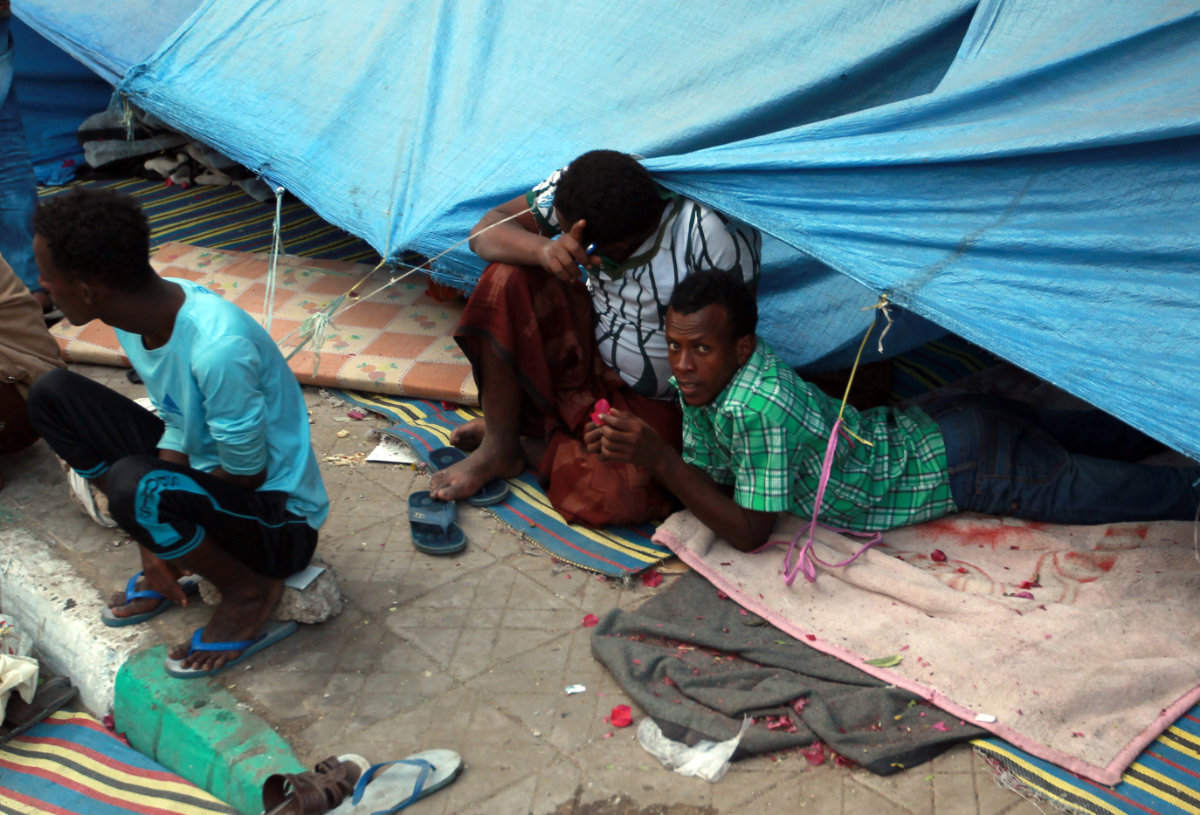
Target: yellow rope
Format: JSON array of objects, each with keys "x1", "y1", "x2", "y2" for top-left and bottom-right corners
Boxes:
[{"x1": 834, "y1": 294, "x2": 892, "y2": 447}]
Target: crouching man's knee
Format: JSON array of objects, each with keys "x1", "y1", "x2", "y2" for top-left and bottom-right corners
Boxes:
[{"x1": 105, "y1": 455, "x2": 163, "y2": 536}]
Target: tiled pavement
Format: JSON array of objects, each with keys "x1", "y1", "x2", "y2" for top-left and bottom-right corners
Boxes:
[{"x1": 0, "y1": 362, "x2": 1044, "y2": 815}]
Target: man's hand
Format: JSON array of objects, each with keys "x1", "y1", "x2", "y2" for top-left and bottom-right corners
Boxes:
[
  {"x1": 587, "y1": 408, "x2": 669, "y2": 470},
  {"x1": 138, "y1": 548, "x2": 192, "y2": 607},
  {"x1": 538, "y1": 220, "x2": 595, "y2": 283},
  {"x1": 588, "y1": 408, "x2": 778, "y2": 551}
]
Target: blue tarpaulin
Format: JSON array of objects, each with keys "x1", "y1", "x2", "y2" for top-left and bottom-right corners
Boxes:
[
  {"x1": 11, "y1": 17, "x2": 113, "y2": 184},
  {"x1": 16, "y1": 0, "x2": 1200, "y2": 460}
]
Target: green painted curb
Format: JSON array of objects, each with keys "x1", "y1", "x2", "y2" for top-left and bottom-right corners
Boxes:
[{"x1": 114, "y1": 645, "x2": 305, "y2": 815}]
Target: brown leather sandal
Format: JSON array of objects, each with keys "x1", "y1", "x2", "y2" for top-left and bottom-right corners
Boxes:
[{"x1": 261, "y1": 753, "x2": 369, "y2": 815}]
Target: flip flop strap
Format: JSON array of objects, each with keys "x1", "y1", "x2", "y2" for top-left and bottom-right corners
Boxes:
[
  {"x1": 410, "y1": 497, "x2": 456, "y2": 534},
  {"x1": 409, "y1": 507, "x2": 450, "y2": 533},
  {"x1": 352, "y1": 758, "x2": 434, "y2": 814},
  {"x1": 123, "y1": 570, "x2": 166, "y2": 603},
  {"x1": 186, "y1": 626, "x2": 260, "y2": 654}
]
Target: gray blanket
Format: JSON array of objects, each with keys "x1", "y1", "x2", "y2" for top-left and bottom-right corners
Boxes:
[{"x1": 591, "y1": 571, "x2": 983, "y2": 775}]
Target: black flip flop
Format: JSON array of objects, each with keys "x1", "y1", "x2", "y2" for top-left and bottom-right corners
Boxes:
[
  {"x1": 409, "y1": 491, "x2": 467, "y2": 555},
  {"x1": 426, "y1": 446, "x2": 510, "y2": 507},
  {"x1": 0, "y1": 677, "x2": 78, "y2": 744}
]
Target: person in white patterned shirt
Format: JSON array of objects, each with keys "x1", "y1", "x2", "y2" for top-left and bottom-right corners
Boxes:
[{"x1": 430, "y1": 150, "x2": 760, "y2": 526}]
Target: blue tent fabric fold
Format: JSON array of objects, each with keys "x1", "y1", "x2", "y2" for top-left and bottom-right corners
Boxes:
[{"x1": 16, "y1": 0, "x2": 1200, "y2": 459}]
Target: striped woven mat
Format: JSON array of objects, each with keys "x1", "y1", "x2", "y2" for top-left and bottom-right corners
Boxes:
[
  {"x1": 0, "y1": 710, "x2": 235, "y2": 814},
  {"x1": 38, "y1": 177, "x2": 385, "y2": 262},
  {"x1": 335, "y1": 391, "x2": 673, "y2": 576},
  {"x1": 974, "y1": 706, "x2": 1200, "y2": 814}
]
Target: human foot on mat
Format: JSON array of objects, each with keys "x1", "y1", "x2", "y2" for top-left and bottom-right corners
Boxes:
[
  {"x1": 101, "y1": 570, "x2": 202, "y2": 627},
  {"x1": 165, "y1": 620, "x2": 298, "y2": 679},
  {"x1": 426, "y1": 446, "x2": 510, "y2": 506},
  {"x1": 327, "y1": 750, "x2": 463, "y2": 814}
]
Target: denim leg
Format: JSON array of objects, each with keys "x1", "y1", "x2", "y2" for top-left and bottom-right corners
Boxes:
[
  {"x1": 0, "y1": 21, "x2": 39, "y2": 294},
  {"x1": 1026, "y1": 406, "x2": 1162, "y2": 461},
  {"x1": 930, "y1": 397, "x2": 1200, "y2": 524}
]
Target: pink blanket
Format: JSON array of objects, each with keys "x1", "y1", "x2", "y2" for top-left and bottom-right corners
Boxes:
[{"x1": 655, "y1": 510, "x2": 1200, "y2": 784}]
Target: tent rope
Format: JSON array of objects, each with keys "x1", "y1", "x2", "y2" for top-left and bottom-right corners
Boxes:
[
  {"x1": 262, "y1": 186, "x2": 285, "y2": 334},
  {"x1": 269, "y1": 207, "x2": 530, "y2": 375},
  {"x1": 1193, "y1": 476, "x2": 1199, "y2": 566},
  {"x1": 778, "y1": 294, "x2": 892, "y2": 585}
]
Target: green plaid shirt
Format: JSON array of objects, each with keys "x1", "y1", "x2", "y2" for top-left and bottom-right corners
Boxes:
[{"x1": 676, "y1": 340, "x2": 956, "y2": 532}]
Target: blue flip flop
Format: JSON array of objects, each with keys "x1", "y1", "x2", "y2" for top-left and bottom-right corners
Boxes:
[
  {"x1": 408, "y1": 491, "x2": 467, "y2": 555},
  {"x1": 426, "y1": 446, "x2": 510, "y2": 507},
  {"x1": 163, "y1": 620, "x2": 299, "y2": 679},
  {"x1": 101, "y1": 571, "x2": 203, "y2": 627},
  {"x1": 328, "y1": 749, "x2": 463, "y2": 814}
]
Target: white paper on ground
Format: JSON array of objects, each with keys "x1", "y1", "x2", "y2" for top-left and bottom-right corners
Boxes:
[
  {"x1": 284, "y1": 564, "x2": 325, "y2": 590},
  {"x1": 366, "y1": 436, "x2": 418, "y2": 464},
  {"x1": 637, "y1": 716, "x2": 753, "y2": 782}
]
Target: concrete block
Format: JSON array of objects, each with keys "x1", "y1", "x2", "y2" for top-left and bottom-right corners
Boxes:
[
  {"x1": 0, "y1": 527, "x2": 151, "y2": 715},
  {"x1": 115, "y1": 646, "x2": 305, "y2": 815}
]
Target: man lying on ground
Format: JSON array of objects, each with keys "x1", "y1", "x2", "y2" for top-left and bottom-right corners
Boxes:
[
  {"x1": 430, "y1": 149, "x2": 760, "y2": 526},
  {"x1": 0, "y1": 251, "x2": 63, "y2": 490},
  {"x1": 27, "y1": 188, "x2": 329, "y2": 675},
  {"x1": 589, "y1": 269, "x2": 1200, "y2": 550}
]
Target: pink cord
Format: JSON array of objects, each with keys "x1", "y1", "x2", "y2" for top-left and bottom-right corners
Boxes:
[{"x1": 772, "y1": 418, "x2": 882, "y2": 585}]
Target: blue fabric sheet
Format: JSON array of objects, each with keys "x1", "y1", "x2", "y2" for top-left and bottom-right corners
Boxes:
[
  {"x1": 16, "y1": 0, "x2": 1200, "y2": 461},
  {"x1": 11, "y1": 18, "x2": 113, "y2": 185}
]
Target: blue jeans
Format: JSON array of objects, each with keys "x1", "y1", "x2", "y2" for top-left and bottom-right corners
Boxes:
[
  {"x1": 0, "y1": 18, "x2": 40, "y2": 294},
  {"x1": 928, "y1": 396, "x2": 1200, "y2": 524}
]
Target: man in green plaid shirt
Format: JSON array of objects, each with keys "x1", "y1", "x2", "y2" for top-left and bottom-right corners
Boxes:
[
  {"x1": 586, "y1": 269, "x2": 1200, "y2": 552},
  {"x1": 677, "y1": 336, "x2": 954, "y2": 534}
]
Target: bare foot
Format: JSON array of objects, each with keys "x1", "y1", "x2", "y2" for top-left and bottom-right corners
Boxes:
[
  {"x1": 107, "y1": 586, "x2": 169, "y2": 620},
  {"x1": 449, "y1": 418, "x2": 487, "y2": 452},
  {"x1": 429, "y1": 447, "x2": 524, "y2": 502},
  {"x1": 168, "y1": 575, "x2": 283, "y2": 672},
  {"x1": 107, "y1": 564, "x2": 189, "y2": 619}
]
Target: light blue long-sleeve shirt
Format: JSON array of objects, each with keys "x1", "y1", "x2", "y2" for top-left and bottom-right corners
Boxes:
[{"x1": 116, "y1": 279, "x2": 329, "y2": 528}]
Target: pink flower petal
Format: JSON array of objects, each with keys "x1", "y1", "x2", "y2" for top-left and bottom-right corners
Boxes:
[
  {"x1": 641, "y1": 568, "x2": 663, "y2": 588},
  {"x1": 591, "y1": 398, "x2": 611, "y2": 425},
  {"x1": 610, "y1": 704, "x2": 633, "y2": 728},
  {"x1": 582, "y1": 613, "x2": 600, "y2": 627},
  {"x1": 931, "y1": 549, "x2": 947, "y2": 563}
]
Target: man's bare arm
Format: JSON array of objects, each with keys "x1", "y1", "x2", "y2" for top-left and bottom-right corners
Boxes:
[
  {"x1": 469, "y1": 195, "x2": 594, "y2": 282},
  {"x1": 208, "y1": 466, "x2": 267, "y2": 492}
]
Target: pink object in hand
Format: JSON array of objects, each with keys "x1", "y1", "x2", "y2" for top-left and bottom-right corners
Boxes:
[{"x1": 591, "y1": 398, "x2": 611, "y2": 425}]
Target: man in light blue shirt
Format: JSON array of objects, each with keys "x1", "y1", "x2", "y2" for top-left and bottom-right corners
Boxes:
[{"x1": 27, "y1": 187, "x2": 328, "y2": 677}]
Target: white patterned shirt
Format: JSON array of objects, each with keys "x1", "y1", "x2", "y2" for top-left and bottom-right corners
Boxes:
[{"x1": 528, "y1": 169, "x2": 761, "y2": 398}]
